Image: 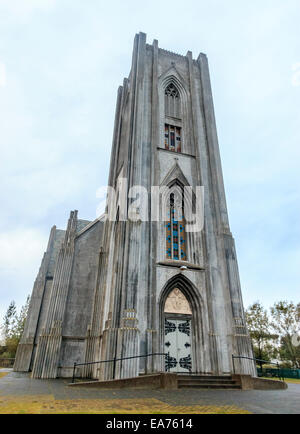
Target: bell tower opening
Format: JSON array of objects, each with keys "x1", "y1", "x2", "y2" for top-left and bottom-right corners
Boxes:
[{"x1": 164, "y1": 288, "x2": 193, "y2": 373}]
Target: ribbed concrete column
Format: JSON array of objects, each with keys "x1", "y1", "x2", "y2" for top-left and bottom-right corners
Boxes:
[
  {"x1": 14, "y1": 226, "x2": 57, "y2": 372},
  {"x1": 84, "y1": 77, "x2": 127, "y2": 379},
  {"x1": 31, "y1": 211, "x2": 77, "y2": 378},
  {"x1": 146, "y1": 39, "x2": 160, "y2": 365},
  {"x1": 223, "y1": 234, "x2": 256, "y2": 376},
  {"x1": 96, "y1": 33, "x2": 147, "y2": 380},
  {"x1": 114, "y1": 309, "x2": 140, "y2": 379},
  {"x1": 98, "y1": 325, "x2": 118, "y2": 380},
  {"x1": 146, "y1": 329, "x2": 160, "y2": 373},
  {"x1": 197, "y1": 53, "x2": 230, "y2": 234},
  {"x1": 83, "y1": 247, "x2": 107, "y2": 378}
]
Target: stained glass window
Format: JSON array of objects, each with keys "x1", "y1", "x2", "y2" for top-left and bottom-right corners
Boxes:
[
  {"x1": 165, "y1": 124, "x2": 181, "y2": 153},
  {"x1": 166, "y1": 193, "x2": 187, "y2": 261},
  {"x1": 176, "y1": 127, "x2": 181, "y2": 153},
  {"x1": 164, "y1": 124, "x2": 169, "y2": 150}
]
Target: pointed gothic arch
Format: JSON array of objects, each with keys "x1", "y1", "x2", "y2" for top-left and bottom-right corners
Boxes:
[
  {"x1": 159, "y1": 164, "x2": 198, "y2": 264},
  {"x1": 158, "y1": 274, "x2": 206, "y2": 373},
  {"x1": 160, "y1": 67, "x2": 189, "y2": 101},
  {"x1": 158, "y1": 71, "x2": 193, "y2": 155},
  {"x1": 164, "y1": 82, "x2": 181, "y2": 119},
  {"x1": 159, "y1": 274, "x2": 204, "y2": 319}
]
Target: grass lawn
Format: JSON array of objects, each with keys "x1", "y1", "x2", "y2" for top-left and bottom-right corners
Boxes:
[
  {"x1": 262, "y1": 377, "x2": 300, "y2": 384},
  {"x1": 0, "y1": 396, "x2": 251, "y2": 414}
]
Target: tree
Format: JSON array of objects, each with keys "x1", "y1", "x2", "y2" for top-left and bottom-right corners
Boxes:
[
  {"x1": 3, "y1": 301, "x2": 17, "y2": 340},
  {"x1": 270, "y1": 301, "x2": 300, "y2": 368},
  {"x1": 0, "y1": 296, "x2": 31, "y2": 359},
  {"x1": 245, "y1": 302, "x2": 278, "y2": 366},
  {"x1": 15, "y1": 295, "x2": 30, "y2": 339}
]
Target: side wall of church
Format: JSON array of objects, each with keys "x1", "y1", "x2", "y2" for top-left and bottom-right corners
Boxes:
[
  {"x1": 58, "y1": 220, "x2": 104, "y2": 377},
  {"x1": 14, "y1": 214, "x2": 104, "y2": 377}
]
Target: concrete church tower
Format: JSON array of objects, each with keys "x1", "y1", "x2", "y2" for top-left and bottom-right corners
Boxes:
[{"x1": 14, "y1": 33, "x2": 255, "y2": 379}]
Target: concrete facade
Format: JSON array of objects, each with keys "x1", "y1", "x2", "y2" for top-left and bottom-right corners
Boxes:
[{"x1": 14, "y1": 32, "x2": 255, "y2": 379}]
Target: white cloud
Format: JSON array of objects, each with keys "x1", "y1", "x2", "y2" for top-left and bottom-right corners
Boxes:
[{"x1": 0, "y1": 62, "x2": 6, "y2": 87}]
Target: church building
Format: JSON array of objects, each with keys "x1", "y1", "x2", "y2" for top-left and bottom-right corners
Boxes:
[{"x1": 14, "y1": 33, "x2": 255, "y2": 380}]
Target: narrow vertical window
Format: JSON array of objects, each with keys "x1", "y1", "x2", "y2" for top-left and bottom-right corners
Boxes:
[
  {"x1": 176, "y1": 127, "x2": 181, "y2": 153},
  {"x1": 165, "y1": 124, "x2": 169, "y2": 150},
  {"x1": 180, "y1": 219, "x2": 186, "y2": 261},
  {"x1": 164, "y1": 124, "x2": 181, "y2": 153},
  {"x1": 170, "y1": 125, "x2": 175, "y2": 151},
  {"x1": 166, "y1": 218, "x2": 172, "y2": 259},
  {"x1": 164, "y1": 83, "x2": 182, "y2": 153},
  {"x1": 166, "y1": 192, "x2": 187, "y2": 261}
]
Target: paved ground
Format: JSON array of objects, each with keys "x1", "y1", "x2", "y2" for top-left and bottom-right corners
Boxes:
[{"x1": 0, "y1": 370, "x2": 299, "y2": 414}]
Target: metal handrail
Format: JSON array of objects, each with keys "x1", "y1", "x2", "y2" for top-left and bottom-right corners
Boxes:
[
  {"x1": 232, "y1": 355, "x2": 285, "y2": 381},
  {"x1": 0, "y1": 358, "x2": 15, "y2": 368},
  {"x1": 71, "y1": 352, "x2": 167, "y2": 383}
]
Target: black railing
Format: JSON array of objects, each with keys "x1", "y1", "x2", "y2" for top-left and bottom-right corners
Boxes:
[
  {"x1": 0, "y1": 358, "x2": 15, "y2": 368},
  {"x1": 71, "y1": 353, "x2": 167, "y2": 383},
  {"x1": 232, "y1": 355, "x2": 285, "y2": 381}
]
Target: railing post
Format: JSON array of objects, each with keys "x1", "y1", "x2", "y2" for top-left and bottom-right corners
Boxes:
[
  {"x1": 72, "y1": 362, "x2": 77, "y2": 384},
  {"x1": 232, "y1": 355, "x2": 235, "y2": 374},
  {"x1": 277, "y1": 362, "x2": 284, "y2": 381},
  {"x1": 230, "y1": 356, "x2": 285, "y2": 380},
  {"x1": 113, "y1": 356, "x2": 116, "y2": 379}
]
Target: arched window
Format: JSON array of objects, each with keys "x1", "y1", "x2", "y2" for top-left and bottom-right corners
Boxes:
[
  {"x1": 165, "y1": 83, "x2": 181, "y2": 118},
  {"x1": 164, "y1": 83, "x2": 182, "y2": 153},
  {"x1": 166, "y1": 192, "x2": 187, "y2": 261}
]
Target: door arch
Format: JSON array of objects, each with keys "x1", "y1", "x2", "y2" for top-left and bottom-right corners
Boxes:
[{"x1": 159, "y1": 274, "x2": 205, "y2": 374}]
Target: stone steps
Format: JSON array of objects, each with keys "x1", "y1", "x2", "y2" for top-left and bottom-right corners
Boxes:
[
  {"x1": 178, "y1": 384, "x2": 241, "y2": 389},
  {"x1": 178, "y1": 375, "x2": 232, "y2": 380},
  {"x1": 69, "y1": 373, "x2": 243, "y2": 390},
  {"x1": 177, "y1": 374, "x2": 241, "y2": 389}
]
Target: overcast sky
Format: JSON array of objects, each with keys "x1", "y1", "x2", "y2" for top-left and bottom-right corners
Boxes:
[{"x1": 0, "y1": 0, "x2": 299, "y2": 322}]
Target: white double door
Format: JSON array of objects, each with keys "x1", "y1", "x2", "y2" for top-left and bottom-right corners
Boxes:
[{"x1": 164, "y1": 317, "x2": 192, "y2": 373}]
